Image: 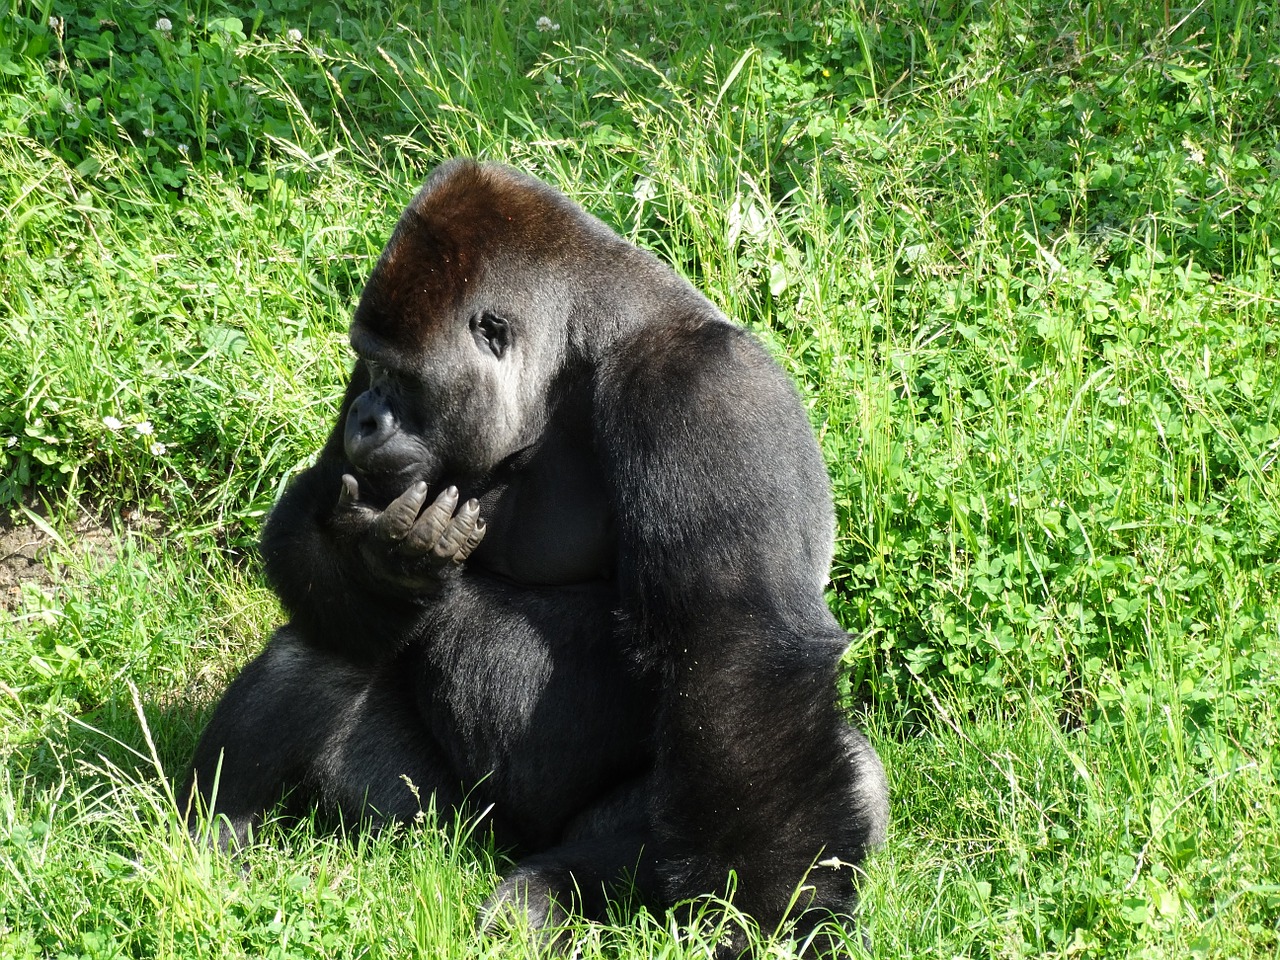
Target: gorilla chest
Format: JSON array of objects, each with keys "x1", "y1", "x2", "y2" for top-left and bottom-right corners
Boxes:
[{"x1": 467, "y1": 425, "x2": 616, "y2": 586}]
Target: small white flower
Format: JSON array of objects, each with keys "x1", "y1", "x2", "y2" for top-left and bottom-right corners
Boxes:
[
  {"x1": 5, "y1": 437, "x2": 16, "y2": 448},
  {"x1": 48, "y1": 15, "x2": 63, "y2": 35},
  {"x1": 142, "y1": 127, "x2": 154, "y2": 138},
  {"x1": 536, "y1": 15, "x2": 560, "y2": 32},
  {"x1": 155, "y1": 17, "x2": 172, "y2": 33},
  {"x1": 287, "y1": 28, "x2": 302, "y2": 43},
  {"x1": 177, "y1": 143, "x2": 189, "y2": 156},
  {"x1": 149, "y1": 441, "x2": 167, "y2": 456},
  {"x1": 102, "y1": 416, "x2": 123, "y2": 431},
  {"x1": 134, "y1": 420, "x2": 154, "y2": 435}
]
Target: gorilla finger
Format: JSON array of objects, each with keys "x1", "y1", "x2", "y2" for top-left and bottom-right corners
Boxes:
[
  {"x1": 336, "y1": 474, "x2": 379, "y2": 526},
  {"x1": 375, "y1": 481, "x2": 430, "y2": 541},
  {"x1": 433, "y1": 499, "x2": 482, "y2": 561},
  {"x1": 403, "y1": 486, "x2": 459, "y2": 553},
  {"x1": 451, "y1": 519, "x2": 487, "y2": 565}
]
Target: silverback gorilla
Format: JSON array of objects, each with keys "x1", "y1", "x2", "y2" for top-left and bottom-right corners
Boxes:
[{"x1": 184, "y1": 158, "x2": 888, "y2": 950}]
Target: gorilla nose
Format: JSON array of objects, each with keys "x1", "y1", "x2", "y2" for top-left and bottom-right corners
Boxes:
[
  {"x1": 345, "y1": 392, "x2": 397, "y2": 460},
  {"x1": 356, "y1": 408, "x2": 388, "y2": 438}
]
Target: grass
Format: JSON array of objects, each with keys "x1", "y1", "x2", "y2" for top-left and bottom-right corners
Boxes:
[{"x1": 2, "y1": 0, "x2": 1278, "y2": 956}]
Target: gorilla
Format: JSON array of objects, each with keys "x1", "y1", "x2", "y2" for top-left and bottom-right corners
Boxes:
[{"x1": 184, "y1": 158, "x2": 887, "y2": 950}]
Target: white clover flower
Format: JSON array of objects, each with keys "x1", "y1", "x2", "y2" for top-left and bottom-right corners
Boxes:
[
  {"x1": 134, "y1": 420, "x2": 154, "y2": 435},
  {"x1": 155, "y1": 17, "x2": 173, "y2": 33},
  {"x1": 102, "y1": 416, "x2": 123, "y2": 431},
  {"x1": 142, "y1": 127, "x2": 154, "y2": 138},
  {"x1": 149, "y1": 441, "x2": 167, "y2": 456},
  {"x1": 287, "y1": 28, "x2": 302, "y2": 43},
  {"x1": 536, "y1": 16, "x2": 560, "y2": 32}
]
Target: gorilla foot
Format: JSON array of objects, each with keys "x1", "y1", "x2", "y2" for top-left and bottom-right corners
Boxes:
[{"x1": 479, "y1": 867, "x2": 576, "y2": 955}]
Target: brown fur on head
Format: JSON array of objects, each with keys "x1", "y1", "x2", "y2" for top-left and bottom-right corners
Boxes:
[{"x1": 351, "y1": 159, "x2": 592, "y2": 357}]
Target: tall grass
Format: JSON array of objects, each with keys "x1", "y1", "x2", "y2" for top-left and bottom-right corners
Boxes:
[{"x1": 1, "y1": 0, "x2": 1277, "y2": 956}]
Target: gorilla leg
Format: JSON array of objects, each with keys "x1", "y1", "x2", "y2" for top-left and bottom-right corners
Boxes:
[
  {"x1": 183, "y1": 629, "x2": 462, "y2": 848},
  {"x1": 481, "y1": 776, "x2": 657, "y2": 932}
]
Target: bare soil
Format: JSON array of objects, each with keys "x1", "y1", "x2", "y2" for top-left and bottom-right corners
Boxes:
[{"x1": 0, "y1": 512, "x2": 120, "y2": 611}]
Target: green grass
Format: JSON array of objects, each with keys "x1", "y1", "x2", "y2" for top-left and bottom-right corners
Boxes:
[{"x1": 2, "y1": 0, "x2": 1278, "y2": 956}]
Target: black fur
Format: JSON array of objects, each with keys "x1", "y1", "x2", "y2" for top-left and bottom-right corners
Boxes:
[{"x1": 184, "y1": 158, "x2": 887, "y2": 951}]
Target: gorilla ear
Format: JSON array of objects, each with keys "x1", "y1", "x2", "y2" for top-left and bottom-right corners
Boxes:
[{"x1": 472, "y1": 312, "x2": 511, "y2": 359}]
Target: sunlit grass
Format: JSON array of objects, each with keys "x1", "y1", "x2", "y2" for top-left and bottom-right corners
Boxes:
[{"x1": 1, "y1": 0, "x2": 1277, "y2": 956}]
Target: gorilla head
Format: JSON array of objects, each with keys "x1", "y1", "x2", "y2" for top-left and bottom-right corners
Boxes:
[{"x1": 342, "y1": 162, "x2": 605, "y2": 502}]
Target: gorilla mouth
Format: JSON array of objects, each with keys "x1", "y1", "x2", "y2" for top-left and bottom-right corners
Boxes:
[{"x1": 346, "y1": 460, "x2": 442, "y2": 510}]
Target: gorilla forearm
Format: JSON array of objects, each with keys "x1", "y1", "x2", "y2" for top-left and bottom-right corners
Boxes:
[{"x1": 650, "y1": 603, "x2": 886, "y2": 922}]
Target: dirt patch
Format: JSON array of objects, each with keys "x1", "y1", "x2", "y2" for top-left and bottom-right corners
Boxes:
[{"x1": 0, "y1": 511, "x2": 121, "y2": 611}]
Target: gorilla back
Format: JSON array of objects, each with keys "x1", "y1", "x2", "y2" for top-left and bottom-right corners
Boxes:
[{"x1": 184, "y1": 158, "x2": 887, "y2": 949}]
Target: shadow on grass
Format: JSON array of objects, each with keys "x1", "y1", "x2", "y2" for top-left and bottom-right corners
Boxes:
[{"x1": 5, "y1": 687, "x2": 207, "y2": 812}]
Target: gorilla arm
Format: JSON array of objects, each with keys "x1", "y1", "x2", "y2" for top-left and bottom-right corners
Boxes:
[
  {"x1": 259, "y1": 359, "x2": 609, "y2": 662},
  {"x1": 597, "y1": 313, "x2": 887, "y2": 935}
]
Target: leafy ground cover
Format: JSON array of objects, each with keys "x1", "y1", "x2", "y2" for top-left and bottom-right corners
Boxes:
[{"x1": 1, "y1": 0, "x2": 1277, "y2": 956}]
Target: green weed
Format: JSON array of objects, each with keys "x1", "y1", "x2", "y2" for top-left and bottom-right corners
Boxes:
[{"x1": 2, "y1": 0, "x2": 1277, "y2": 956}]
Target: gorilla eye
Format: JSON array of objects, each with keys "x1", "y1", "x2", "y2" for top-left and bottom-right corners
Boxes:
[{"x1": 472, "y1": 312, "x2": 511, "y2": 360}]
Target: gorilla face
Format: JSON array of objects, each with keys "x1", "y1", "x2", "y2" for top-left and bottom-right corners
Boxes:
[
  {"x1": 339, "y1": 170, "x2": 574, "y2": 504},
  {"x1": 342, "y1": 311, "x2": 522, "y2": 502}
]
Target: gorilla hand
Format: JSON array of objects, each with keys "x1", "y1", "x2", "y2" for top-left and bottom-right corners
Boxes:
[{"x1": 336, "y1": 474, "x2": 486, "y2": 597}]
